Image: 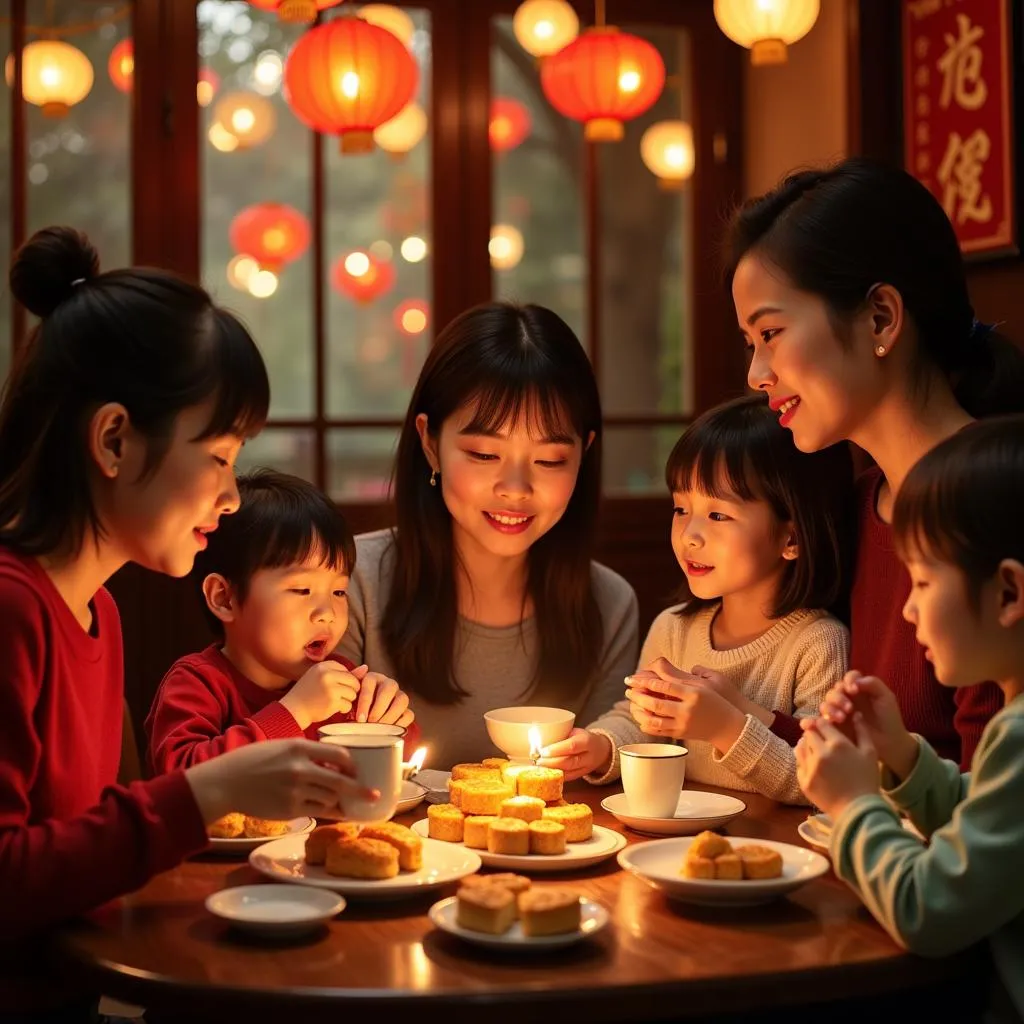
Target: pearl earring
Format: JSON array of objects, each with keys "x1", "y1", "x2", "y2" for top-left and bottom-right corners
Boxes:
[
  {"x1": 429, "y1": 470, "x2": 437, "y2": 487},
  {"x1": 875, "y1": 345, "x2": 886, "y2": 356}
]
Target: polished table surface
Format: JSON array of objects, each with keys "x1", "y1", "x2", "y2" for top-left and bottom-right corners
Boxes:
[{"x1": 56, "y1": 782, "x2": 970, "y2": 1022}]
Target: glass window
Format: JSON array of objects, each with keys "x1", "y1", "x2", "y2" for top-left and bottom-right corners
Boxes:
[
  {"x1": 200, "y1": 0, "x2": 314, "y2": 419},
  {"x1": 236, "y1": 427, "x2": 316, "y2": 481},
  {"x1": 24, "y1": 0, "x2": 131, "y2": 268},
  {"x1": 326, "y1": 10, "x2": 432, "y2": 420},
  {"x1": 327, "y1": 428, "x2": 400, "y2": 502},
  {"x1": 603, "y1": 424, "x2": 681, "y2": 496},
  {"x1": 491, "y1": 15, "x2": 585, "y2": 344}
]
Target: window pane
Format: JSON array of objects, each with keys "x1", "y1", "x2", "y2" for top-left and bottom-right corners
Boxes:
[
  {"x1": 327, "y1": 428, "x2": 400, "y2": 502},
  {"x1": 236, "y1": 427, "x2": 316, "y2": 481},
  {"x1": 200, "y1": 0, "x2": 313, "y2": 418},
  {"x1": 0, "y1": 13, "x2": 10, "y2": 386},
  {"x1": 491, "y1": 16, "x2": 585, "y2": 344},
  {"x1": 326, "y1": 10, "x2": 432, "y2": 419},
  {"x1": 25, "y1": 1, "x2": 131, "y2": 268},
  {"x1": 603, "y1": 424, "x2": 681, "y2": 496},
  {"x1": 599, "y1": 27, "x2": 693, "y2": 417}
]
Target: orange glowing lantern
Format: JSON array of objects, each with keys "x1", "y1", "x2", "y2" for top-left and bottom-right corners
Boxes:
[
  {"x1": 541, "y1": 27, "x2": 665, "y2": 142},
  {"x1": 229, "y1": 202, "x2": 310, "y2": 274},
  {"x1": 283, "y1": 18, "x2": 418, "y2": 154},
  {"x1": 197, "y1": 68, "x2": 219, "y2": 107},
  {"x1": 331, "y1": 251, "x2": 397, "y2": 305},
  {"x1": 394, "y1": 299, "x2": 429, "y2": 337},
  {"x1": 108, "y1": 38, "x2": 133, "y2": 94},
  {"x1": 247, "y1": 0, "x2": 343, "y2": 24},
  {"x1": 489, "y1": 97, "x2": 531, "y2": 153}
]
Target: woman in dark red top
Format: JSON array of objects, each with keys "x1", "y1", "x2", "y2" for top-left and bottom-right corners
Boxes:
[
  {"x1": 0, "y1": 227, "x2": 373, "y2": 1021},
  {"x1": 725, "y1": 157, "x2": 1024, "y2": 770}
]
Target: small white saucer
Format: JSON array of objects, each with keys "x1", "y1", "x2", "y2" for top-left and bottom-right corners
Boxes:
[
  {"x1": 428, "y1": 895, "x2": 609, "y2": 949},
  {"x1": 798, "y1": 812, "x2": 924, "y2": 853},
  {"x1": 205, "y1": 884, "x2": 345, "y2": 937},
  {"x1": 396, "y1": 779, "x2": 428, "y2": 814},
  {"x1": 207, "y1": 816, "x2": 316, "y2": 856},
  {"x1": 600, "y1": 791, "x2": 746, "y2": 836}
]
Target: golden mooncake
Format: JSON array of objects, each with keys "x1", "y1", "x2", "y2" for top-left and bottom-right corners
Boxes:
[
  {"x1": 459, "y1": 779, "x2": 515, "y2": 815},
  {"x1": 427, "y1": 803, "x2": 465, "y2": 842},
  {"x1": 325, "y1": 837, "x2": 399, "y2": 879},
  {"x1": 304, "y1": 822, "x2": 360, "y2": 864},
  {"x1": 207, "y1": 812, "x2": 245, "y2": 839},
  {"x1": 736, "y1": 844, "x2": 783, "y2": 880},
  {"x1": 456, "y1": 885, "x2": 516, "y2": 935},
  {"x1": 518, "y1": 889, "x2": 581, "y2": 937},
  {"x1": 481, "y1": 758, "x2": 511, "y2": 770},
  {"x1": 463, "y1": 815, "x2": 497, "y2": 849},
  {"x1": 689, "y1": 830, "x2": 732, "y2": 860},
  {"x1": 360, "y1": 822, "x2": 423, "y2": 872},
  {"x1": 499, "y1": 795, "x2": 545, "y2": 823},
  {"x1": 681, "y1": 854, "x2": 716, "y2": 879},
  {"x1": 515, "y1": 767, "x2": 563, "y2": 802},
  {"x1": 458, "y1": 872, "x2": 532, "y2": 896},
  {"x1": 714, "y1": 853, "x2": 743, "y2": 880},
  {"x1": 451, "y1": 763, "x2": 502, "y2": 782},
  {"x1": 529, "y1": 819, "x2": 566, "y2": 855},
  {"x1": 448, "y1": 779, "x2": 466, "y2": 808},
  {"x1": 487, "y1": 817, "x2": 529, "y2": 855},
  {"x1": 540, "y1": 803, "x2": 592, "y2": 842},
  {"x1": 243, "y1": 816, "x2": 291, "y2": 839}
]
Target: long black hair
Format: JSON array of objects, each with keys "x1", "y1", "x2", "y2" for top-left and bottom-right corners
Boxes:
[
  {"x1": 666, "y1": 393, "x2": 853, "y2": 619},
  {"x1": 725, "y1": 157, "x2": 1024, "y2": 417},
  {"x1": 382, "y1": 301, "x2": 603, "y2": 705},
  {"x1": 1, "y1": 226, "x2": 269, "y2": 557}
]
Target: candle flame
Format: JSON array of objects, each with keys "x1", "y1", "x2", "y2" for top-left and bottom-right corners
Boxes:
[
  {"x1": 409, "y1": 746, "x2": 427, "y2": 774},
  {"x1": 528, "y1": 725, "x2": 543, "y2": 761}
]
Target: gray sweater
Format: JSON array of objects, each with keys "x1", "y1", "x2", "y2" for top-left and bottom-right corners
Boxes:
[{"x1": 337, "y1": 529, "x2": 640, "y2": 768}]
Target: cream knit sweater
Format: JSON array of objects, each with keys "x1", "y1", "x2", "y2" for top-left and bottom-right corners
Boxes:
[{"x1": 586, "y1": 603, "x2": 849, "y2": 804}]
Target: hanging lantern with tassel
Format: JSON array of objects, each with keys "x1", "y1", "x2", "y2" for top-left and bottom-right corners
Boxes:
[
  {"x1": 640, "y1": 120, "x2": 695, "y2": 189},
  {"x1": 247, "y1": 0, "x2": 343, "y2": 25},
  {"x1": 713, "y1": 0, "x2": 820, "y2": 66},
  {"x1": 5, "y1": 40, "x2": 94, "y2": 117},
  {"x1": 229, "y1": 202, "x2": 311, "y2": 287},
  {"x1": 332, "y1": 251, "x2": 397, "y2": 304},
  {"x1": 284, "y1": 17, "x2": 419, "y2": 154},
  {"x1": 489, "y1": 97, "x2": 531, "y2": 153},
  {"x1": 512, "y1": 0, "x2": 579, "y2": 59},
  {"x1": 108, "y1": 38, "x2": 133, "y2": 94}
]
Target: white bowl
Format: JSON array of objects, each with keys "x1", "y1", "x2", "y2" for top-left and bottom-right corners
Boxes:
[
  {"x1": 317, "y1": 722, "x2": 407, "y2": 739},
  {"x1": 483, "y1": 706, "x2": 575, "y2": 758},
  {"x1": 205, "y1": 884, "x2": 345, "y2": 937}
]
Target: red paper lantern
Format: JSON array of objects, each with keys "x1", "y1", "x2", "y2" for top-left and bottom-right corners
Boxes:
[
  {"x1": 283, "y1": 18, "x2": 418, "y2": 154},
  {"x1": 489, "y1": 97, "x2": 531, "y2": 153},
  {"x1": 540, "y1": 27, "x2": 665, "y2": 142},
  {"x1": 247, "y1": 0, "x2": 343, "y2": 24},
  {"x1": 331, "y1": 251, "x2": 397, "y2": 305},
  {"x1": 108, "y1": 38, "x2": 133, "y2": 94},
  {"x1": 229, "y1": 202, "x2": 310, "y2": 272},
  {"x1": 394, "y1": 299, "x2": 429, "y2": 336}
]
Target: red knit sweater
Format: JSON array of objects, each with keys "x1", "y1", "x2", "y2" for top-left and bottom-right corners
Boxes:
[
  {"x1": 0, "y1": 549, "x2": 207, "y2": 1010},
  {"x1": 850, "y1": 467, "x2": 1002, "y2": 769},
  {"x1": 146, "y1": 644, "x2": 421, "y2": 774}
]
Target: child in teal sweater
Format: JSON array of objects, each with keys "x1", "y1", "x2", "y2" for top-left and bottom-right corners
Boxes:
[{"x1": 797, "y1": 416, "x2": 1024, "y2": 1024}]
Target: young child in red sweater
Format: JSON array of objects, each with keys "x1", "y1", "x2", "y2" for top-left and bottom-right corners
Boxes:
[
  {"x1": 0, "y1": 227, "x2": 374, "y2": 1021},
  {"x1": 146, "y1": 469, "x2": 418, "y2": 773}
]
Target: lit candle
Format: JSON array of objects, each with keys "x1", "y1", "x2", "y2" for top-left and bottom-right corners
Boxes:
[
  {"x1": 528, "y1": 725, "x2": 543, "y2": 765},
  {"x1": 401, "y1": 745, "x2": 427, "y2": 781}
]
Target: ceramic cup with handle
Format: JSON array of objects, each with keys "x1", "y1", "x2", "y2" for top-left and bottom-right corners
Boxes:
[
  {"x1": 619, "y1": 742, "x2": 688, "y2": 819},
  {"x1": 319, "y1": 734, "x2": 403, "y2": 822}
]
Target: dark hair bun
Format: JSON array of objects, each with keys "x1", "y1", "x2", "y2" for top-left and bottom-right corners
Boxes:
[{"x1": 9, "y1": 226, "x2": 100, "y2": 318}]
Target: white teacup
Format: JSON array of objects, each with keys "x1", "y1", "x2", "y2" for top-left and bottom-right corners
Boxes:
[
  {"x1": 619, "y1": 743, "x2": 688, "y2": 819},
  {"x1": 320, "y1": 734, "x2": 403, "y2": 822}
]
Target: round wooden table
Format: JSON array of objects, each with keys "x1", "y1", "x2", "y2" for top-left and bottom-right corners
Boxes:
[{"x1": 55, "y1": 784, "x2": 975, "y2": 1022}]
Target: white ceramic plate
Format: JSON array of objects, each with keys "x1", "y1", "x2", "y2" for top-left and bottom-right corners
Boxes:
[
  {"x1": 410, "y1": 818, "x2": 626, "y2": 872},
  {"x1": 428, "y1": 895, "x2": 609, "y2": 949},
  {"x1": 414, "y1": 769, "x2": 454, "y2": 805},
  {"x1": 600, "y1": 791, "x2": 747, "y2": 836},
  {"x1": 248, "y1": 833, "x2": 482, "y2": 900},
  {"x1": 207, "y1": 817, "x2": 316, "y2": 855},
  {"x1": 617, "y1": 836, "x2": 830, "y2": 906},
  {"x1": 205, "y1": 884, "x2": 345, "y2": 937},
  {"x1": 798, "y1": 812, "x2": 924, "y2": 853},
  {"x1": 396, "y1": 779, "x2": 429, "y2": 815}
]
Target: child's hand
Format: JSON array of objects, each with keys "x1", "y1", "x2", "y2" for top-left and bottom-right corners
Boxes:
[
  {"x1": 354, "y1": 672, "x2": 414, "y2": 728},
  {"x1": 280, "y1": 661, "x2": 365, "y2": 730},
  {"x1": 819, "y1": 671, "x2": 918, "y2": 779},
  {"x1": 186, "y1": 737, "x2": 379, "y2": 822},
  {"x1": 688, "y1": 664, "x2": 745, "y2": 708},
  {"x1": 627, "y1": 659, "x2": 746, "y2": 754},
  {"x1": 537, "y1": 729, "x2": 612, "y2": 781},
  {"x1": 795, "y1": 715, "x2": 879, "y2": 818}
]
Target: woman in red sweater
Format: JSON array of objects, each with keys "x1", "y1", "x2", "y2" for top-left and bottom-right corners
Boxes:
[
  {"x1": 0, "y1": 228, "x2": 375, "y2": 1021},
  {"x1": 726, "y1": 158, "x2": 1024, "y2": 769}
]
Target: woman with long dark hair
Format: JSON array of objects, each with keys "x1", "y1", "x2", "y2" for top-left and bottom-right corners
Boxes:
[{"x1": 338, "y1": 302, "x2": 639, "y2": 776}]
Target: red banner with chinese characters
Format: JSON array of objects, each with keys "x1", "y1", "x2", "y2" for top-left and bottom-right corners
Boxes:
[{"x1": 903, "y1": 0, "x2": 1016, "y2": 256}]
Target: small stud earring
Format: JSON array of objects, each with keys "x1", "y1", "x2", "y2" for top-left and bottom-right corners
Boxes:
[
  {"x1": 429, "y1": 470, "x2": 437, "y2": 487},
  {"x1": 875, "y1": 345, "x2": 886, "y2": 357}
]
